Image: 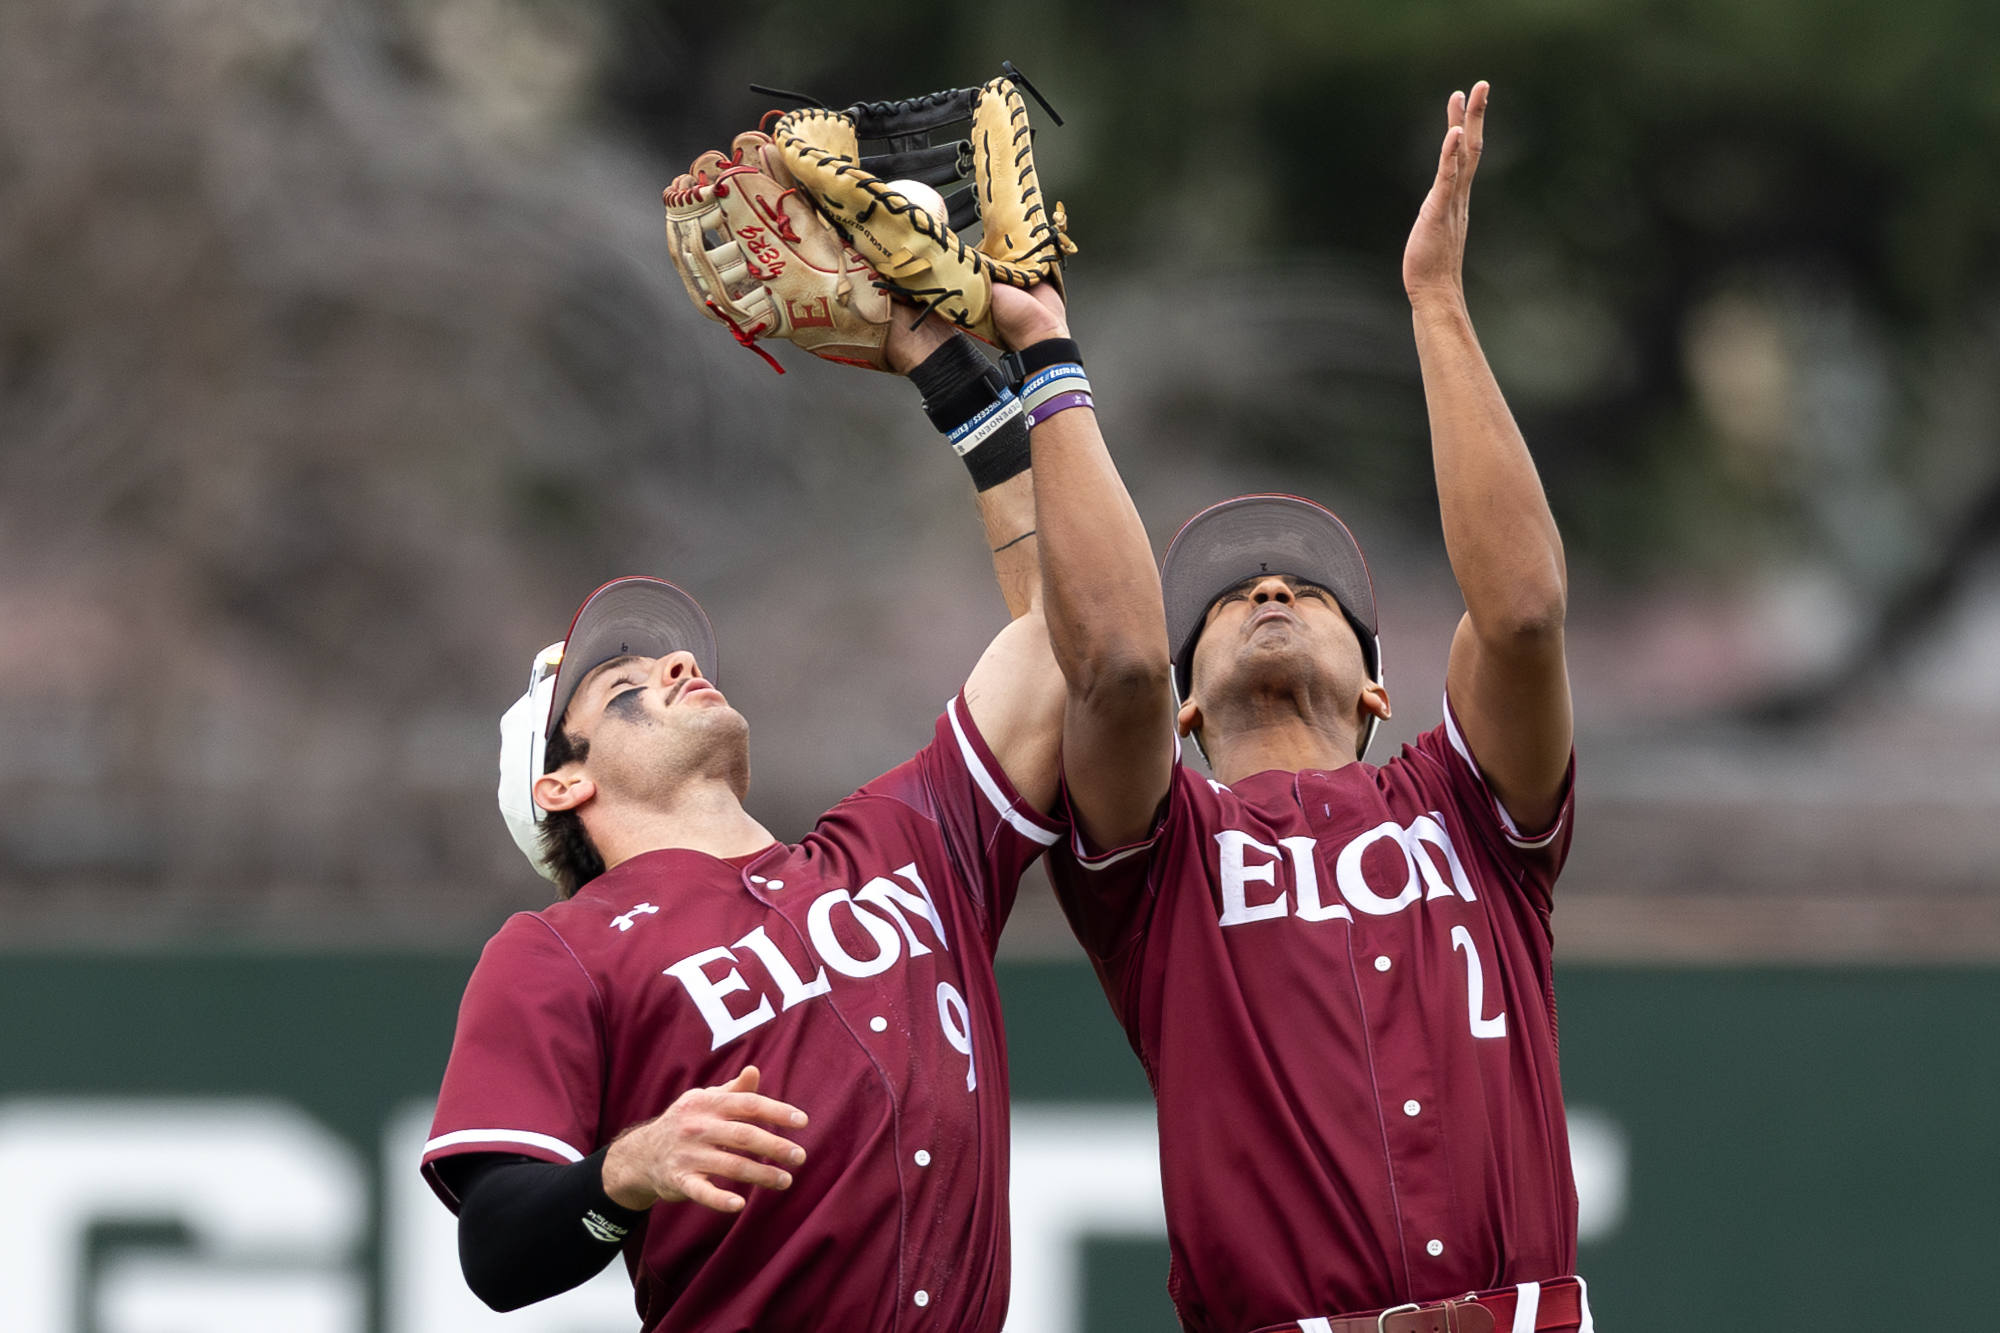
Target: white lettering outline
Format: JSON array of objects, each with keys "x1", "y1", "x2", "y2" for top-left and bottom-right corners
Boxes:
[
  {"x1": 1410, "y1": 814, "x2": 1477, "y2": 902},
  {"x1": 807, "y1": 890, "x2": 903, "y2": 979},
  {"x1": 1451, "y1": 925, "x2": 1507, "y2": 1039},
  {"x1": 936, "y1": 982, "x2": 976, "y2": 1091},
  {"x1": 1282, "y1": 836, "x2": 1350, "y2": 922},
  {"x1": 732, "y1": 926, "x2": 831, "y2": 1010},
  {"x1": 1216, "y1": 831, "x2": 1288, "y2": 926},
  {"x1": 856, "y1": 865, "x2": 950, "y2": 956},
  {"x1": 1336, "y1": 821, "x2": 1422, "y2": 915},
  {"x1": 663, "y1": 946, "x2": 776, "y2": 1050}
]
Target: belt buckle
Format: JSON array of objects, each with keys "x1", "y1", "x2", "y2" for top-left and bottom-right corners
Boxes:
[{"x1": 1377, "y1": 1303, "x2": 1420, "y2": 1333}]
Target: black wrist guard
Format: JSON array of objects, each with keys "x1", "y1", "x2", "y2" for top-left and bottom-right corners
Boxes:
[
  {"x1": 1001, "y1": 337, "x2": 1084, "y2": 390},
  {"x1": 910, "y1": 333, "x2": 1031, "y2": 491}
]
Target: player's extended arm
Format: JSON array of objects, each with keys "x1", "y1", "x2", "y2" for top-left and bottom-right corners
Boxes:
[
  {"x1": 960, "y1": 470, "x2": 1064, "y2": 815},
  {"x1": 1406, "y1": 82, "x2": 1573, "y2": 834},
  {"x1": 891, "y1": 317, "x2": 1065, "y2": 815},
  {"x1": 994, "y1": 284, "x2": 1176, "y2": 849}
]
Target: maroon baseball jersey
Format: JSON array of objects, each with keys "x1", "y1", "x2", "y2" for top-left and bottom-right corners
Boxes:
[
  {"x1": 423, "y1": 694, "x2": 1061, "y2": 1333},
  {"x1": 1049, "y1": 695, "x2": 1578, "y2": 1333}
]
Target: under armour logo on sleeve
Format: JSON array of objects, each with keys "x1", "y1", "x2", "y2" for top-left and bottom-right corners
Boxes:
[{"x1": 611, "y1": 903, "x2": 660, "y2": 931}]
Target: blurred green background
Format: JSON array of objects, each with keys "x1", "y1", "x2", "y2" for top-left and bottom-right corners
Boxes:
[{"x1": 4, "y1": 954, "x2": 1997, "y2": 1332}]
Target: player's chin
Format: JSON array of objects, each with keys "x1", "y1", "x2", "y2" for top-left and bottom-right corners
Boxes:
[
  {"x1": 1237, "y1": 633, "x2": 1314, "y2": 669},
  {"x1": 679, "y1": 700, "x2": 749, "y2": 739},
  {"x1": 1231, "y1": 641, "x2": 1336, "y2": 691}
]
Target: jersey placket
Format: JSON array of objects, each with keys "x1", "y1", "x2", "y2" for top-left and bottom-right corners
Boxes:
[
  {"x1": 1299, "y1": 772, "x2": 1453, "y2": 1298},
  {"x1": 747, "y1": 864, "x2": 958, "y2": 1324}
]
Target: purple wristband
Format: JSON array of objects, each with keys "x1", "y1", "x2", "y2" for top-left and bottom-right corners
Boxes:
[{"x1": 1025, "y1": 390, "x2": 1095, "y2": 430}]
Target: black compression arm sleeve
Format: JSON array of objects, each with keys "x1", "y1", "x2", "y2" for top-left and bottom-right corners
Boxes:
[{"x1": 446, "y1": 1150, "x2": 650, "y2": 1312}]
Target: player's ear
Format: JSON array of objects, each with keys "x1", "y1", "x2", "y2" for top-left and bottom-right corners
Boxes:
[
  {"x1": 1176, "y1": 697, "x2": 1202, "y2": 739},
  {"x1": 1360, "y1": 680, "x2": 1391, "y2": 722},
  {"x1": 534, "y1": 770, "x2": 596, "y2": 814}
]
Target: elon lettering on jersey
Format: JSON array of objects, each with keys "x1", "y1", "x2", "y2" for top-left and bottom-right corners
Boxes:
[
  {"x1": 662, "y1": 860, "x2": 979, "y2": 1085},
  {"x1": 423, "y1": 695, "x2": 1061, "y2": 1333},
  {"x1": 1049, "y1": 699, "x2": 1578, "y2": 1333}
]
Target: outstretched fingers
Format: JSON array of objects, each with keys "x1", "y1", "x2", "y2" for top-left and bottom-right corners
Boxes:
[
  {"x1": 692, "y1": 1142, "x2": 797, "y2": 1189},
  {"x1": 1404, "y1": 80, "x2": 1492, "y2": 299},
  {"x1": 674, "y1": 1170, "x2": 751, "y2": 1213},
  {"x1": 708, "y1": 1115, "x2": 807, "y2": 1165},
  {"x1": 1460, "y1": 82, "x2": 1489, "y2": 187},
  {"x1": 1434, "y1": 123, "x2": 1464, "y2": 190},
  {"x1": 671, "y1": 1127, "x2": 802, "y2": 1214},
  {"x1": 715, "y1": 1089, "x2": 810, "y2": 1128},
  {"x1": 1425, "y1": 82, "x2": 1490, "y2": 230},
  {"x1": 710, "y1": 1066, "x2": 806, "y2": 1128}
]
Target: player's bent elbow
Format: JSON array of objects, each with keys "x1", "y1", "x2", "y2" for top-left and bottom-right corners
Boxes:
[
  {"x1": 1472, "y1": 595, "x2": 1567, "y2": 655},
  {"x1": 1069, "y1": 650, "x2": 1172, "y2": 722}
]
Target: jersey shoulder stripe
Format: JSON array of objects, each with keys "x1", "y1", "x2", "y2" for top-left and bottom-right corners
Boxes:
[
  {"x1": 946, "y1": 693, "x2": 1059, "y2": 847},
  {"x1": 1061, "y1": 729, "x2": 1183, "y2": 870},
  {"x1": 1439, "y1": 692, "x2": 1566, "y2": 851},
  {"x1": 1071, "y1": 834, "x2": 1156, "y2": 871},
  {"x1": 423, "y1": 1127, "x2": 586, "y2": 1162}
]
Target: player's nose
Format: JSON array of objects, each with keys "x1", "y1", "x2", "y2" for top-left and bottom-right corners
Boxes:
[
  {"x1": 659, "y1": 651, "x2": 703, "y2": 686},
  {"x1": 1249, "y1": 576, "x2": 1295, "y2": 605}
]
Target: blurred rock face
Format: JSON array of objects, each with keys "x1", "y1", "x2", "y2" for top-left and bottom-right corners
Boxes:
[{"x1": 0, "y1": 0, "x2": 1004, "y2": 940}]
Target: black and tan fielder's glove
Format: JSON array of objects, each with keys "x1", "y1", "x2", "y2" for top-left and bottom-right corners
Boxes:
[
  {"x1": 774, "y1": 74, "x2": 1074, "y2": 341},
  {"x1": 664, "y1": 71, "x2": 1074, "y2": 372}
]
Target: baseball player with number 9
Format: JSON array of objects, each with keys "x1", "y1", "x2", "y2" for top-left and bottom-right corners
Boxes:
[
  {"x1": 1025, "y1": 83, "x2": 1598, "y2": 1332},
  {"x1": 419, "y1": 73, "x2": 1079, "y2": 1332}
]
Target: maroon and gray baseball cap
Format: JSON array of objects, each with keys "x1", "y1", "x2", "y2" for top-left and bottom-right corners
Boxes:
[
  {"x1": 546, "y1": 576, "x2": 717, "y2": 734},
  {"x1": 1162, "y1": 494, "x2": 1383, "y2": 757},
  {"x1": 497, "y1": 576, "x2": 717, "y2": 881}
]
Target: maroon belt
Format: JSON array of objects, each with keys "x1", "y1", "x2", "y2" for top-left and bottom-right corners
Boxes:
[{"x1": 1250, "y1": 1275, "x2": 1589, "y2": 1333}]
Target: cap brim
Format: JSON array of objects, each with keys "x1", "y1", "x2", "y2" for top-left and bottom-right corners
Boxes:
[
  {"x1": 547, "y1": 577, "x2": 717, "y2": 735},
  {"x1": 1161, "y1": 494, "x2": 1378, "y2": 701}
]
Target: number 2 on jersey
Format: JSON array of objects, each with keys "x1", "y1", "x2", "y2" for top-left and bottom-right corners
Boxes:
[{"x1": 1450, "y1": 925, "x2": 1507, "y2": 1039}]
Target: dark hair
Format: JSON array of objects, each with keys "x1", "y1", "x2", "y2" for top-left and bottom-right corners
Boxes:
[{"x1": 537, "y1": 723, "x2": 605, "y2": 899}]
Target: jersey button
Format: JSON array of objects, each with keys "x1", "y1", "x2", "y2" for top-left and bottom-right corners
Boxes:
[
  {"x1": 914, "y1": 1290, "x2": 930, "y2": 1307},
  {"x1": 1426, "y1": 1239, "x2": 1444, "y2": 1257},
  {"x1": 1374, "y1": 955, "x2": 1392, "y2": 972},
  {"x1": 870, "y1": 1016, "x2": 888, "y2": 1032},
  {"x1": 914, "y1": 1150, "x2": 932, "y2": 1166},
  {"x1": 1403, "y1": 1099, "x2": 1421, "y2": 1117}
]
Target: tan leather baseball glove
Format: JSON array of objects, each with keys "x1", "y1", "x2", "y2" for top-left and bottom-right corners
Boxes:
[
  {"x1": 773, "y1": 75, "x2": 1074, "y2": 344},
  {"x1": 663, "y1": 130, "x2": 895, "y2": 373}
]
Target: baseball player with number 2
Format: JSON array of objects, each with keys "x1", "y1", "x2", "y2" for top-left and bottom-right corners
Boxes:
[{"x1": 1026, "y1": 83, "x2": 1598, "y2": 1332}]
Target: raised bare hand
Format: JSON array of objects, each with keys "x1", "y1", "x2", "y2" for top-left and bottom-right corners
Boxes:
[
  {"x1": 1403, "y1": 81, "x2": 1489, "y2": 304},
  {"x1": 601, "y1": 1065, "x2": 809, "y2": 1213}
]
